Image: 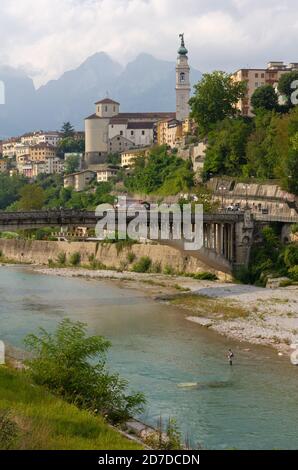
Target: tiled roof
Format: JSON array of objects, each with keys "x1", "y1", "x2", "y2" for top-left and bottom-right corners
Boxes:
[
  {"x1": 95, "y1": 98, "x2": 120, "y2": 105},
  {"x1": 127, "y1": 121, "x2": 154, "y2": 129},
  {"x1": 117, "y1": 112, "x2": 175, "y2": 120}
]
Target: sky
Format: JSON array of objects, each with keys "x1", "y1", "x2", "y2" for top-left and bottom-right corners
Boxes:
[{"x1": 0, "y1": 0, "x2": 297, "y2": 87}]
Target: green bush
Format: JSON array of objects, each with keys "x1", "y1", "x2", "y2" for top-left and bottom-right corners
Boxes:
[
  {"x1": 127, "y1": 252, "x2": 136, "y2": 264},
  {"x1": 187, "y1": 272, "x2": 218, "y2": 281},
  {"x1": 291, "y1": 224, "x2": 298, "y2": 234},
  {"x1": 283, "y1": 244, "x2": 298, "y2": 268},
  {"x1": 57, "y1": 252, "x2": 67, "y2": 266},
  {"x1": 132, "y1": 257, "x2": 152, "y2": 273},
  {"x1": 88, "y1": 254, "x2": 106, "y2": 270},
  {"x1": 288, "y1": 265, "x2": 298, "y2": 281},
  {"x1": 69, "y1": 252, "x2": 81, "y2": 266},
  {"x1": 163, "y1": 265, "x2": 176, "y2": 276},
  {"x1": 24, "y1": 319, "x2": 145, "y2": 425}
]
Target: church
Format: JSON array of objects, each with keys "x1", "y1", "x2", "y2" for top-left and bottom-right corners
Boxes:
[{"x1": 84, "y1": 35, "x2": 191, "y2": 166}]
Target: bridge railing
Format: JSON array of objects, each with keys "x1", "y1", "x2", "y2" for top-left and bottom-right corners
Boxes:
[{"x1": 253, "y1": 214, "x2": 298, "y2": 223}]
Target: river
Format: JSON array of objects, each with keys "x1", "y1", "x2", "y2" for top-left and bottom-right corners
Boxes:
[{"x1": 0, "y1": 266, "x2": 297, "y2": 450}]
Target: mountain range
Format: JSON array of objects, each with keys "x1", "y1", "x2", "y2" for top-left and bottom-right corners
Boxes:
[{"x1": 0, "y1": 52, "x2": 201, "y2": 139}]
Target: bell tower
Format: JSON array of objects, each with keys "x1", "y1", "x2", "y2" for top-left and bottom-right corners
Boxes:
[{"x1": 176, "y1": 33, "x2": 191, "y2": 122}]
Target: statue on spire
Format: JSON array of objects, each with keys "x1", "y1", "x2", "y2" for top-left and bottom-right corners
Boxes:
[
  {"x1": 179, "y1": 33, "x2": 185, "y2": 48},
  {"x1": 178, "y1": 33, "x2": 188, "y2": 55}
]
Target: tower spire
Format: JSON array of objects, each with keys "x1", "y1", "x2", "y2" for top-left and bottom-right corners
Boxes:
[{"x1": 176, "y1": 34, "x2": 190, "y2": 121}]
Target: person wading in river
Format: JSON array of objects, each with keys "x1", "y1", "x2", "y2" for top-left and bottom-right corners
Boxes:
[{"x1": 228, "y1": 349, "x2": 234, "y2": 366}]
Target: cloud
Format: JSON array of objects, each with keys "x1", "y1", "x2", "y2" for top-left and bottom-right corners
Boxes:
[{"x1": 0, "y1": 0, "x2": 297, "y2": 87}]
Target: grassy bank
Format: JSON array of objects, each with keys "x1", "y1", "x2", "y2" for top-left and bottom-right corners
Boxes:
[
  {"x1": 0, "y1": 366, "x2": 142, "y2": 450},
  {"x1": 171, "y1": 294, "x2": 249, "y2": 320}
]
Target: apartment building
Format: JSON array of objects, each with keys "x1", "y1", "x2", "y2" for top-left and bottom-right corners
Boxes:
[
  {"x1": 21, "y1": 131, "x2": 61, "y2": 147},
  {"x1": 232, "y1": 61, "x2": 298, "y2": 116},
  {"x1": 157, "y1": 118, "x2": 183, "y2": 148},
  {"x1": 29, "y1": 143, "x2": 57, "y2": 162}
]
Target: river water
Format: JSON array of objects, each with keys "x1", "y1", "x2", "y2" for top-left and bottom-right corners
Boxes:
[{"x1": 0, "y1": 266, "x2": 297, "y2": 450}]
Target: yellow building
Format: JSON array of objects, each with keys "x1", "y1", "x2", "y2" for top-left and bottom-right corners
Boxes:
[
  {"x1": 232, "y1": 61, "x2": 298, "y2": 116},
  {"x1": 96, "y1": 165, "x2": 119, "y2": 182},
  {"x1": 121, "y1": 149, "x2": 146, "y2": 168},
  {"x1": 157, "y1": 119, "x2": 183, "y2": 148},
  {"x1": 29, "y1": 143, "x2": 56, "y2": 162}
]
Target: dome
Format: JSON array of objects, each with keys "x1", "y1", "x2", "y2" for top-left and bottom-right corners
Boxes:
[{"x1": 178, "y1": 45, "x2": 188, "y2": 56}]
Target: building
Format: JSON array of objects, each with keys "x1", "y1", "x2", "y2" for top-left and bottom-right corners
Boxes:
[
  {"x1": 64, "y1": 170, "x2": 96, "y2": 192},
  {"x1": 46, "y1": 157, "x2": 64, "y2": 174},
  {"x1": 21, "y1": 131, "x2": 61, "y2": 147},
  {"x1": 176, "y1": 34, "x2": 191, "y2": 122},
  {"x1": 157, "y1": 118, "x2": 183, "y2": 148},
  {"x1": 29, "y1": 143, "x2": 57, "y2": 162},
  {"x1": 2, "y1": 139, "x2": 19, "y2": 158},
  {"x1": 0, "y1": 159, "x2": 8, "y2": 173},
  {"x1": 85, "y1": 100, "x2": 175, "y2": 166},
  {"x1": 15, "y1": 143, "x2": 30, "y2": 161},
  {"x1": 18, "y1": 162, "x2": 33, "y2": 178},
  {"x1": 232, "y1": 61, "x2": 298, "y2": 116},
  {"x1": 121, "y1": 149, "x2": 146, "y2": 168},
  {"x1": 96, "y1": 165, "x2": 119, "y2": 183},
  {"x1": 192, "y1": 141, "x2": 208, "y2": 178}
]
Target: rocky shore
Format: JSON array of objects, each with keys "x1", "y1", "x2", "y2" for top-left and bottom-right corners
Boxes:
[{"x1": 32, "y1": 265, "x2": 298, "y2": 356}]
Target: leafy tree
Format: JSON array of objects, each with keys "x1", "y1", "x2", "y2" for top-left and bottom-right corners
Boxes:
[
  {"x1": 203, "y1": 117, "x2": 252, "y2": 178},
  {"x1": 0, "y1": 174, "x2": 27, "y2": 210},
  {"x1": 64, "y1": 154, "x2": 80, "y2": 174},
  {"x1": 189, "y1": 71, "x2": 247, "y2": 136},
  {"x1": 18, "y1": 184, "x2": 46, "y2": 210},
  {"x1": 107, "y1": 153, "x2": 121, "y2": 166},
  {"x1": 251, "y1": 85, "x2": 278, "y2": 112},
  {"x1": 278, "y1": 71, "x2": 298, "y2": 108},
  {"x1": 125, "y1": 145, "x2": 193, "y2": 195},
  {"x1": 60, "y1": 122, "x2": 75, "y2": 138},
  {"x1": 24, "y1": 319, "x2": 145, "y2": 424},
  {"x1": 57, "y1": 138, "x2": 84, "y2": 158}
]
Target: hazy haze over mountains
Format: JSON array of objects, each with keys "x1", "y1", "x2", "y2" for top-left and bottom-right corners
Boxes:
[{"x1": 0, "y1": 52, "x2": 201, "y2": 138}]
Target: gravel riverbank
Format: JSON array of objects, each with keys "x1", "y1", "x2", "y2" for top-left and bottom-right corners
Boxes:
[{"x1": 33, "y1": 266, "x2": 298, "y2": 355}]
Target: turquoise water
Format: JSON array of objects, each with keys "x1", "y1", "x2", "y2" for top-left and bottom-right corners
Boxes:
[{"x1": 0, "y1": 266, "x2": 297, "y2": 450}]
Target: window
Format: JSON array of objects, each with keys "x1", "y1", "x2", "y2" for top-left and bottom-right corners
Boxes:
[
  {"x1": 255, "y1": 82, "x2": 259, "y2": 87},
  {"x1": 120, "y1": 131, "x2": 123, "y2": 136},
  {"x1": 255, "y1": 73, "x2": 258, "y2": 78},
  {"x1": 105, "y1": 106, "x2": 108, "y2": 112},
  {"x1": 131, "y1": 131, "x2": 134, "y2": 136},
  {"x1": 261, "y1": 73, "x2": 265, "y2": 78},
  {"x1": 180, "y1": 72, "x2": 185, "y2": 83},
  {"x1": 142, "y1": 131, "x2": 145, "y2": 135}
]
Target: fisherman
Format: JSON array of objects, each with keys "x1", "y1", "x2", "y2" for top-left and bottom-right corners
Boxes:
[{"x1": 228, "y1": 349, "x2": 234, "y2": 366}]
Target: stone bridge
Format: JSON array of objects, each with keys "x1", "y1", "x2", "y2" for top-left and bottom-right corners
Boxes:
[{"x1": 0, "y1": 209, "x2": 257, "y2": 274}]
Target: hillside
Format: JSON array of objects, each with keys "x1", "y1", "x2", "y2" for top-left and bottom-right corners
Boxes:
[{"x1": 0, "y1": 366, "x2": 142, "y2": 450}]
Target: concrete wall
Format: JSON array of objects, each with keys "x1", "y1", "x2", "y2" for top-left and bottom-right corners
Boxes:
[{"x1": 0, "y1": 239, "x2": 228, "y2": 279}]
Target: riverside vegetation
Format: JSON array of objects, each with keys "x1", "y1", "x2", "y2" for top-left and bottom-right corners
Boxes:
[
  {"x1": 0, "y1": 319, "x2": 145, "y2": 450},
  {"x1": 0, "y1": 319, "x2": 185, "y2": 450}
]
